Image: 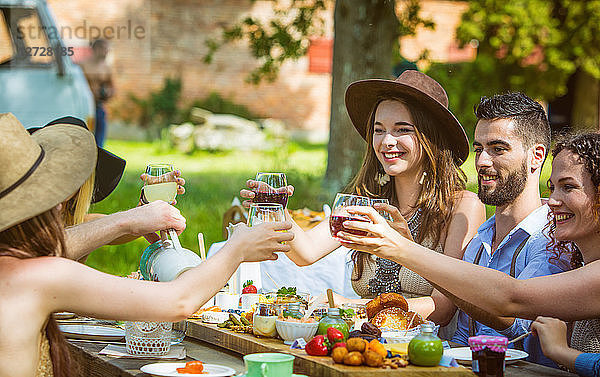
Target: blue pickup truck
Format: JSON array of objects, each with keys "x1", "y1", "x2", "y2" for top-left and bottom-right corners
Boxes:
[{"x1": 0, "y1": 0, "x2": 94, "y2": 128}]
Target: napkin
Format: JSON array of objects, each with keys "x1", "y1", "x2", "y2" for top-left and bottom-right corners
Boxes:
[
  {"x1": 99, "y1": 344, "x2": 186, "y2": 359},
  {"x1": 439, "y1": 354, "x2": 460, "y2": 368}
]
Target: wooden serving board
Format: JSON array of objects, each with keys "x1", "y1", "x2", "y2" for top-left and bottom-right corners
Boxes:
[{"x1": 186, "y1": 320, "x2": 474, "y2": 376}]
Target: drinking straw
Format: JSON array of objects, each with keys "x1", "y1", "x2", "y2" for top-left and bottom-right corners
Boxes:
[{"x1": 197, "y1": 233, "x2": 206, "y2": 261}]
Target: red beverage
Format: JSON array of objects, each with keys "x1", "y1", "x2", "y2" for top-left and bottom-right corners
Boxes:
[
  {"x1": 329, "y1": 215, "x2": 369, "y2": 237},
  {"x1": 252, "y1": 191, "x2": 288, "y2": 207}
]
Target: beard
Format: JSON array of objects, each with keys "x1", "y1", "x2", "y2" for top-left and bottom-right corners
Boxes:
[{"x1": 478, "y1": 161, "x2": 528, "y2": 207}]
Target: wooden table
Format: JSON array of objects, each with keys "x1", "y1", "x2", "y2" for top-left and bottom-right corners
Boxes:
[{"x1": 67, "y1": 319, "x2": 575, "y2": 376}]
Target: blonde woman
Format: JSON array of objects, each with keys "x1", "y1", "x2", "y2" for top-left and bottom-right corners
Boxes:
[{"x1": 29, "y1": 117, "x2": 187, "y2": 261}]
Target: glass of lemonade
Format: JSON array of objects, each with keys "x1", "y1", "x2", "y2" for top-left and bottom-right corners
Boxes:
[{"x1": 142, "y1": 163, "x2": 177, "y2": 203}]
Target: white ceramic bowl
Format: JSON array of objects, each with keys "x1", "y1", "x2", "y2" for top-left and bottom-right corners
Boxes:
[{"x1": 275, "y1": 319, "x2": 319, "y2": 344}]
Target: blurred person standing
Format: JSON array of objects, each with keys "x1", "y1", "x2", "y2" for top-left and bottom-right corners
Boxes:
[{"x1": 80, "y1": 39, "x2": 114, "y2": 148}]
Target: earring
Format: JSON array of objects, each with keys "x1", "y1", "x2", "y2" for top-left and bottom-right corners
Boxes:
[
  {"x1": 418, "y1": 171, "x2": 427, "y2": 185},
  {"x1": 376, "y1": 172, "x2": 390, "y2": 186}
]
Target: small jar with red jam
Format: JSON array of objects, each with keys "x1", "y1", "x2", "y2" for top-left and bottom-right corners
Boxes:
[{"x1": 468, "y1": 335, "x2": 508, "y2": 377}]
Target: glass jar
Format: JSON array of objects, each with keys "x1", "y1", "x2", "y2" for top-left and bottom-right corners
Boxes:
[
  {"x1": 468, "y1": 335, "x2": 508, "y2": 377},
  {"x1": 408, "y1": 323, "x2": 443, "y2": 366},
  {"x1": 282, "y1": 302, "x2": 303, "y2": 319},
  {"x1": 139, "y1": 240, "x2": 202, "y2": 282},
  {"x1": 317, "y1": 308, "x2": 349, "y2": 341},
  {"x1": 253, "y1": 303, "x2": 277, "y2": 338}
]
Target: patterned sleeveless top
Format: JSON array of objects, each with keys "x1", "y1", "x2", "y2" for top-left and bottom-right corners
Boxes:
[
  {"x1": 571, "y1": 319, "x2": 600, "y2": 353},
  {"x1": 351, "y1": 209, "x2": 444, "y2": 298}
]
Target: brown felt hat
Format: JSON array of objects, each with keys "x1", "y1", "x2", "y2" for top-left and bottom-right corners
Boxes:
[
  {"x1": 0, "y1": 113, "x2": 97, "y2": 232},
  {"x1": 345, "y1": 70, "x2": 469, "y2": 165}
]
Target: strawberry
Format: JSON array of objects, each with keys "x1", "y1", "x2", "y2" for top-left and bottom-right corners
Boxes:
[
  {"x1": 242, "y1": 280, "x2": 257, "y2": 294},
  {"x1": 327, "y1": 327, "x2": 345, "y2": 344}
]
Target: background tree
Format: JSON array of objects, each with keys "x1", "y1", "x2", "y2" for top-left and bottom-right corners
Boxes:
[
  {"x1": 447, "y1": 0, "x2": 600, "y2": 130},
  {"x1": 205, "y1": 0, "x2": 433, "y2": 194}
]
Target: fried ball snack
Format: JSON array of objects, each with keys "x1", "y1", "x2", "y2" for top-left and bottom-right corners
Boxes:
[
  {"x1": 331, "y1": 346, "x2": 348, "y2": 364},
  {"x1": 363, "y1": 350, "x2": 384, "y2": 367},
  {"x1": 343, "y1": 351, "x2": 364, "y2": 366},
  {"x1": 346, "y1": 337, "x2": 367, "y2": 353}
]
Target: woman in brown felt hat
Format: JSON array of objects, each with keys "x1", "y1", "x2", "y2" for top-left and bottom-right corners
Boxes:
[
  {"x1": 240, "y1": 70, "x2": 485, "y2": 333},
  {"x1": 0, "y1": 113, "x2": 293, "y2": 377}
]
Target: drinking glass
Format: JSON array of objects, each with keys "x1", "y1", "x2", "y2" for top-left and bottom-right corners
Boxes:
[
  {"x1": 171, "y1": 320, "x2": 187, "y2": 345},
  {"x1": 329, "y1": 194, "x2": 371, "y2": 238},
  {"x1": 141, "y1": 163, "x2": 177, "y2": 204},
  {"x1": 252, "y1": 172, "x2": 288, "y2": 208},
  {"x1": 247, "y1": 203, "x2": 286, "y2": 227},
  {"x1": 370, "y1": 198, "x2": 393, "y2": 221}
]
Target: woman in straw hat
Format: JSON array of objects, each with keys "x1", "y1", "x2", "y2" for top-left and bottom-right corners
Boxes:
[
  {"x1": 336, "y1": 132, "x2": 600, "y2": 375},
  {"x1": 0, "y1": 113, "x2": 293, "y2": 377},
  {"x1": 29, "y1": 117, "x2": 188, "y2": 262},
  {"x1": 240, "y1": 71, "x2": 485, "y2": 325}
]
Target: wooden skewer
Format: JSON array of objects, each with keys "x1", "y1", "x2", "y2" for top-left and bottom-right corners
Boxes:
[
  {"x1": 508, "y1": 331, "x2": 532, "y2": 344},
  {"x1": 263, "y1": 270, "x2": 280, "y2": 289},
  {"x1": 403, "y1": 312, "x2": 417, "y2": 337},
  {"x1": 327, "y1": 289, "x2": 335, "y2": 308}
]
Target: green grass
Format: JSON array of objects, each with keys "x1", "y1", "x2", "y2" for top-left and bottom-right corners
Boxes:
[{"x1": 86, "y1": 140, "x2": 552, "y2": 275}]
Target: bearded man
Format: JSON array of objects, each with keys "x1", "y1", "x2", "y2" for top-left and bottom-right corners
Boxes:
[{"x1": 453, "y1": 92, "x2": 564, "y2": 366}]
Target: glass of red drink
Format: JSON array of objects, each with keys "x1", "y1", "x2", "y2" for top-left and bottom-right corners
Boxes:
[
  {"x1": 253, "y1": 172, "x2": 288, "y2": 208},
  {"x1": 329, "y1": 193, "x2": 371, "y2": 238}
]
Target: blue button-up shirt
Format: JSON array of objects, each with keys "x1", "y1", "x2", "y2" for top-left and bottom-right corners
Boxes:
[{"x1": 451, "y1": 205, "x2": 565, "y2": 368}]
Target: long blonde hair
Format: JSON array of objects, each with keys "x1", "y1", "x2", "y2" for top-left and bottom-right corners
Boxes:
[
  {"x1": 349, "y1": 96, "x2": 467, "y2": 279},
  {"x1": 63, "y1": 172, "x2": 95, "y2": 226}
]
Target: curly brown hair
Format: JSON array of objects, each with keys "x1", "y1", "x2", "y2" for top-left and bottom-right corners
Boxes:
[
  {"x1": 545, "y1": 132, "x2": 600, "y2": 270},
  {"x1": 0, "y1": 208, "x2": 74, "y2": 377},
  {"x1": 348, "y1": 95, "x2": 467, "y2": 279}
]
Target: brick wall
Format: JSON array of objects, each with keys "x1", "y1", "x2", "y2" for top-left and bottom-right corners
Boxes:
[
  {"x1": 47, "y1": 0, "x2": 468, "y2": 137},
  {"x1": 47, "y1": 0, "x2": 333, "y2": 138}
]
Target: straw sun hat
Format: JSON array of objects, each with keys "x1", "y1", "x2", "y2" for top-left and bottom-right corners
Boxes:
[
  {"x1": 0, "y1": 113, "x2": 97, "y2": 232},
  {"x1": 345, "y1": 70, "x2": 469, "y2": 164}
]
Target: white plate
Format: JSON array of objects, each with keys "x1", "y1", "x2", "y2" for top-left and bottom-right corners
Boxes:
[
  {"x1": 140, "y1": 363, "x2": 236, "y2": 377},
  {"x1": 444, "y1": 347, "x2": 528, "y2": 365},
  {"x1": 58, "y1": 324, "x2": 125, "y2": 341},
  {"x1": 53, "y1": 311, "x2": 76, "y2": 320}
]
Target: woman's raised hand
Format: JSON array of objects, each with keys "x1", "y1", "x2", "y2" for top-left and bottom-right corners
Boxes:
[
  {"x1": 371, "y1": 202, "x2": 414, "y2": 242},
  {"x1": 240, "y1": 179, "x2": 295, "y2": 208},
  {"x1": 336, "y1": 205, "x2": 410, "y2": 261},
  {"x1": 226, "y1": 221, "x2": 294, "y2": 262}
]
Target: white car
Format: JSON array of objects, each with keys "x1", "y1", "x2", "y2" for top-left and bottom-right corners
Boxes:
[{"x1": 0, "y1": 0, "x2": 94, "y2": 128}]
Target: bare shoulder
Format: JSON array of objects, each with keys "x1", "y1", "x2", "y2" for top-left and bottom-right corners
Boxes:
[
  {"x1": 0, "y1": 256, "x2": 72, "y2": 292},
  {"x1": 453, "y1": 190, "x2": 485, "y2": 214}
]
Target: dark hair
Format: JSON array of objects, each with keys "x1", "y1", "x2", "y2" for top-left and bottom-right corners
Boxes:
[
  {"x1": 0, "y1": 208, "x2": 73, "y2": 377},
  {"x1": 474, "y1": 92, "x2": 551, "y2": 162},
  {"x1": 545, "y1": 132, "x2": 600, "y2": 270},
  {"x1": 91, "y1": 38, "x2": 108, "y2": 49},
  {"x1": 349, "y1": 95, "x2": 467, "y2": 280}
]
